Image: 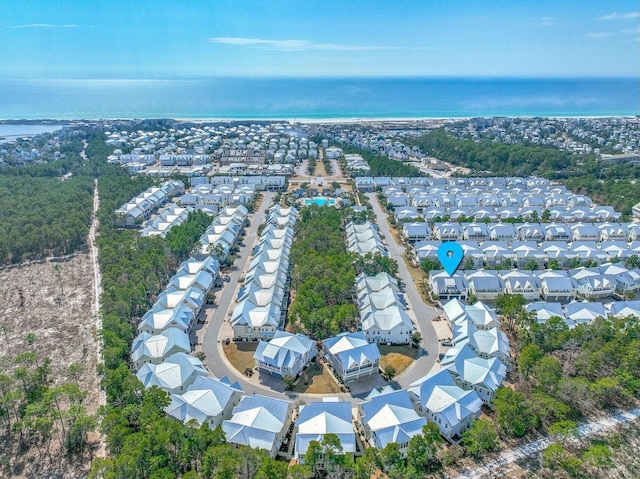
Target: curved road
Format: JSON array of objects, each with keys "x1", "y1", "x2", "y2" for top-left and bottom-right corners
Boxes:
[
  {"x1": 199, "y1": 187, "x2": 440, "y2": 402},
  {"x1": 364, "y1": 192, "x2": 439, "y2": 388},
  {"x1": 200, "y1": 191, "x2": 284, "y2": 397}
]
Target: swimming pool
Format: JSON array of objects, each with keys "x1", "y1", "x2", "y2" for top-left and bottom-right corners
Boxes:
[{"x1": 304, "y1": 197, "x2": 336, "y2": 206}]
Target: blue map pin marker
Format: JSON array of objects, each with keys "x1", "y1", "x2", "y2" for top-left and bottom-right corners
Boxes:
[{"x1": 438, "y1": 242, "x2": 464, "y2": 276}]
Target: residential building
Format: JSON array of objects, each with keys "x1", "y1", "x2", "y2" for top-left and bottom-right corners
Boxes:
[
  {"x1": 323, "y1": 332, "x2": 381, "y2": 382},
  {"x1": 253, "y1": 331, "x2": 316, "y2": 378},
  {"x1": 408, "y1": 370, "x2": 483, "y2": 442},
  {"x1": 222, "y1": 394, "x2": 293, "y2": 458},
  {"x1": 165, "y1": 375, "x2": 243, "y2": 429},
  {"x1": 359, "y1": 389, "x2": 426, "y2": 455},
  {"x1": 296, "y1": 400, "x2": 356, "y2": 464}
]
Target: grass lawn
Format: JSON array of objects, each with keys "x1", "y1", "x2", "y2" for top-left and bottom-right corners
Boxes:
[
  {"x1": 223, "y1": 341, "x2": 258, "y2": 374},
  {"x1": 315, "y1": 160, "x2": 328, "y2": 177},
  {"x1": 379, "y1": 344, "x2": 419, "y2": 376},
  {"x1": 292, "y1": 361, "x2": 341, "y2": 394}
]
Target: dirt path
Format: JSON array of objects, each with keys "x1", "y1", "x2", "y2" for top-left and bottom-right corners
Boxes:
[
  {"x1": 454, "y1": 406, "x2": 640, "y2": 479},
  {"x1": 88, "y1": 178, "x2": 107, "y2": 457}
]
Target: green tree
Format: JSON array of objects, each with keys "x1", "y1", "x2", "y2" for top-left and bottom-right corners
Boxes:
[
  {"x1": 379, "y1": 442, "x2": 403, "y2": 473},
  {"x1": 282, "y1": 375, "x2": 296, "y2": 391},
  {"x1": 626, "y1": 254, "x2": 640, "y2": 268},
  {"x1": 518, "y1": 343, "x2": 543, "y2": 378},
  {"x1": 532, "y1": 356, "x2": 563, "y2": 393},
  {"x1": 583, "y1": 443, "x2": 613, "y2": 476},
  {"x1": 407, "y1": 422, "x2": 443, "y2": 472},
  {"x1": 304, "y1": 440, "x2": 323, "y2": 474},
  {"x1": 542, "y1": 443, "x2": 568, "y2": 470},
  {"x1": 420, "y1": 258, "x2": 440, "y2": 274},
  {"x1": 549, "y1": 420, "x2": 579, "y2": 446},
  {"x1": 462, "y1": 419, "x2": 499, "y2": 457},
  {"x1": 463, "y1": 257, "x2": 475, "y2": 270},
  {"x1": 493, "y1": 387, "x2": 536, "y2": 437},
  {"x1": 383, "y1": 365, "x2": 397, "y2": 381},
  {"x1": 495, "y1": 293, "x2": 526, "y2": 332},
  {"x1": 354, "y1": 447, "x2": 378, "y2": 479},
  {"x1": 287, "y1": 464, "x2": 313, "y2": 479},
  {"x1": 321, "y1": 433, "x2": 345, "y2": 473}
]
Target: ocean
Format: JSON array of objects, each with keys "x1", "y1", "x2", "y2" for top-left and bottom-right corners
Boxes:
[{"x1": 0, "y1": 77, "x2": 637, "y2": 120}]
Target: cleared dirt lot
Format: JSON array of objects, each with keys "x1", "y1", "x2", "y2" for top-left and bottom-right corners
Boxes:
[{"x1": 0, "y1": 253, "x2": 101, "y2": 478}]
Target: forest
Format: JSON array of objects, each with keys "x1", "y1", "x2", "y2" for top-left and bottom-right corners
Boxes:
[
  {"x1": 339, "y1": 144, "x2": 423, "y2": 177},
  {"x1": 0, "y1": 345, "x2": 97, "y2": 468},
  {"x1": 477, "y1": 293, "x2": 640, "y2": 478},
  {"x1": 288, "y1": 205, "x2": 358, "y2": 339},
  {"x1": 0, "y1": 175, "x2": 94, "y2": 264},
  {"x1": 412, "y1": 129, "x2": 640, "y2": 217}
]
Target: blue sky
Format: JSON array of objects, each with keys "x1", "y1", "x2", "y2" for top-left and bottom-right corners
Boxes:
[{"x1": 1, "y1": 0, "x2": 638, "y2": 78}]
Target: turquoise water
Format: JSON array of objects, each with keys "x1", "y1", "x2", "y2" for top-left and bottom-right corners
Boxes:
[
  {"x1": 304, "y1": 198, "x2": 335, "y2": 206},
  {"x1": 0, "y1": 77, "x2": 637, "y2": 119}
]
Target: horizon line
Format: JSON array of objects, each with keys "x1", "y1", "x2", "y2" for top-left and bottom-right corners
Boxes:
[{"x1": 1, "y1": 74, "x2": 639, "y2": 82}]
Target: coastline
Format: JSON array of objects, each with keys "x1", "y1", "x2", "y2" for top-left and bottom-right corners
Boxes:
[
  {"x1": 0, "y1": 77, "x2": 637, "y2": 122},
  {"x1": 1, "y1": 115, "x2": 638, "y2": 124}
]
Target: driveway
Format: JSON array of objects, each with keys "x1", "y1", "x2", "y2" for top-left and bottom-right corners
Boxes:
[{"x1": 365, "y1": 193, "x2": 440, "y2": 388}]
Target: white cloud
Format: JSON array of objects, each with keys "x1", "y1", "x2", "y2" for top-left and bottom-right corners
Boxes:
[
  {"x1": 540, "y1": 16, "x2": 555, "y2": 27},
  {"x1": 599, "y1": 11, "x2": 640, "y2": 20},
  {"x1": 586, "y1": 32, "x2": 615, "y2": 39},
  {"x1": 621, "y1": 25, "x2": 640, "y2": 35},
  {"x1": 209, "y1": 37, "x2": 399, "y2": 51},
  {"x1": 12, "y1": 24, "x2": 78, "y2": 28}
]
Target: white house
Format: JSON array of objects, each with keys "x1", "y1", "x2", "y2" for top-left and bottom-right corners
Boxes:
[
  {"x1": 440, "y1": 344, "x2": 507, "y2": 403},
  {"x1": 165, "y1": 375, "x2": 243, "y2": 429},
  {"x1": 323, "y1": 332, "x2": 381, "y2": 382},
  {"x1": 358, "y1": 272, "x2": 414, "y2": 344},
  {"x1": 253, "y1": 331, "x2": 316, "y2": 378},
  {"x1": 296, "y1": 400, "x2": 356, "y2": 464},
  {"x1": 408, "y1": 369, "x2": 483, "y2": 442},
  {"x1": 135, "y1": 352, "x2": 208, "y2": 394},
  {"x1": 131, "y1": 327, "x2": 191, "y2": 370},
  {"x1": 359, "y1": 389, "x2": 426, "y2": 455},
  {"x1": 222, "y1": 394, "x2": 293, "y2": 458}
]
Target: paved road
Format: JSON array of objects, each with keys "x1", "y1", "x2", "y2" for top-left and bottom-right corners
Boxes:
[
  {"x1": 365, "y1": 193, "x2": 440, "y2": 388},
  {"x1": 199, "y1": 190, "x2": 440, "y2": 400},
  {"x1": 198, "y1": 191, "x2": 360, "y2": 404},
  {"x1": 454, "y1": 406, "x2": 640, "y2": 479},
  {"x1": 199, "y1": 192, "x2": 285, "y2": 397}
]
